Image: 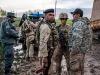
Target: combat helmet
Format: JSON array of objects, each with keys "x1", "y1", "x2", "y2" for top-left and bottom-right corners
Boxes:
[{"x1": 59, "y1": 12, "x2": 68, "y2": 19}]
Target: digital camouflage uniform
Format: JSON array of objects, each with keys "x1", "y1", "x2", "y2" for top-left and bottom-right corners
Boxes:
[
  {"x1": 21, "y1": 20, "x2": 36, "y2": 61},
  {"x1": 52, "y1": 12, "x2": 70, "y2": 75},
  {"x1": 37, "y1": 19, "x2": 58, "y2": 75},
  {"x1": 1, "y1": 12, "x2": 19, "y2": 75},
  {"x1": 68, "y1": 17, "x2": 92, "y2": 75}
]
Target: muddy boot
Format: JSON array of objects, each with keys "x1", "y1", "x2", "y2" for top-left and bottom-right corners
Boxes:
[{"x1": 5, "y1": 69, "x2": 10, "y2": 75}]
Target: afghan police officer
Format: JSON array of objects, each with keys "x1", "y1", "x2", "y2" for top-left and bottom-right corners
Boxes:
[
  {"x1": 37, "y1": 9, "x2": 58, "y2": 75},
  {"x1": 20, "y1": 14, "x2": 36, "y2": 62},
  {"x1": 1, "y1": 12, "x2": 19, "y2": 75},
  {"x1": 52, "y1": 12, "x2": 70, "y2": 75},
  {"x1": 68, "y1": 8, "x2": 92, "y2": 75}
]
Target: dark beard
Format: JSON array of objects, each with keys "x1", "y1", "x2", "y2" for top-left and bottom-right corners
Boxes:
[
  {"x1": 46, "y1": 19, "x2": 55, "y2": 23},
  {"x1": 9, "y1": 19, "x2": 15, "y2": 23}
]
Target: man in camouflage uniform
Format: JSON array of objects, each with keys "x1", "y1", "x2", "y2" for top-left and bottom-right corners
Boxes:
[
  {"x1": 37, "y1": 9, "x2": 58, "y2": 75},
  {"x1": 68, "y1": 8, "x2": 92, "y2": 75},
  {"x1": 20, "y1": 14, "x2": 36, "y2": 62},
  {"x1": 52, "y1": 12, "x2": 70, "y2": 75}
]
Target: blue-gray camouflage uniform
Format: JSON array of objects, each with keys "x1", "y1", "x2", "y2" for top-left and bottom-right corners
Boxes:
[
  {"x1": 1, "y1": 17, "x2": 19, "y2": 74},
  {"x1": 68, "y1": 17, "x2": 92, "y2": 75}
]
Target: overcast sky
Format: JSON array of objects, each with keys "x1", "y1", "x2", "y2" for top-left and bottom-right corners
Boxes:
[{"x1": 0, "y1": 0, "x2": 94, "y2": 12}]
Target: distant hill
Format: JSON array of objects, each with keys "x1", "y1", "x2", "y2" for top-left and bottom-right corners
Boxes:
[{"x1": 17, "y1": 8, "x2": 92, "y2": 19}]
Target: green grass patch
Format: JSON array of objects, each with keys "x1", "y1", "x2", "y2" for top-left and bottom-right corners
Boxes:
[
  {"x1": 14, "y1": 19, "x2": 20, "y2": 25},
  {"x1": 0, "y1": 19, "x2": 72, "y2": 25},
  {"x1": 56, "y1": 19, "x2": 72, "y2": 25},
  {"x1": 0, "y1": 18, "x2": 20, "y2": 25}
]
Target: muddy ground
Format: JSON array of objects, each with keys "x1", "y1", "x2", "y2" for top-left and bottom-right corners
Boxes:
[
  {"x1": 0, "y1": 42, "x2": 100, "y2": 75},
  {"x1": 0, "y1": 27, "x2": 100, "y2": 75}
]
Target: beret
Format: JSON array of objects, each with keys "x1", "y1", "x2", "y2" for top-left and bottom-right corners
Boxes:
[{"x1": 44, "y1": 9, "x2": 54, "y2": 14}]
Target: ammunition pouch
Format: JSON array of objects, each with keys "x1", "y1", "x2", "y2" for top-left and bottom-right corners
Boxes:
[{"x1": 70, "y1": 59, "x2": 81, "y2": 72}]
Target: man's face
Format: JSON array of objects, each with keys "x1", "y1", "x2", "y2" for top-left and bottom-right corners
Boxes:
[
  {"x1": 45, "y1": 12, "x2": 55, "y2": 23},
  {"x1": 73, "y1": 14, "x2": 80, "y2": 20},
  {"x1": 11, "y1": 16, "x2": 14, "y2": 20},
  {"x1": 60, "y1": 18, "x2": 68, "y2": 25}
]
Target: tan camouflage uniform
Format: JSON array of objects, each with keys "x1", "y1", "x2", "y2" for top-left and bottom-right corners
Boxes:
[
  {"x1": 38, "y1": 21, "x2": 51, "y2": 67},
  {"x1": 68, "y1": 17, "x2": 92, "y2": 75},
  {"x1": 22, "y1": 20, "x2": 36, "y2": 60},
  {"x1": 37, "y1": 19, "x2": 58, "y2": 75}
]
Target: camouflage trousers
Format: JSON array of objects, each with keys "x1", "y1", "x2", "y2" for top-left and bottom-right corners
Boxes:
[
  {"x1": 26, "y1": 35, "x2": 34, "y2": 58},
  {"x1": 52, "y1": 46, "x2": 70, "y2": 75},
  {"x1": 69, "y1": 53, "x2": 85, "y2": 75}
]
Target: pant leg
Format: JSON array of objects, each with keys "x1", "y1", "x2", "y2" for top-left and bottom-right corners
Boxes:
[
  {"x1": 28, "y1": 35, "x2": 35, "y2": 58},
  {"x1": 53, "y1": 47, "x2": 63, "y2": 75},
  {"x1": 64, "y1": 49, "x2": 70, "y2": 74},
  {"x1": 2, "y1": 44, "x2": 14, "y2": 74},
  {"x1": 69, "y1": 53, "x2": 85, "y2": 75},
  {"x1": 22, "y1": 43, "x2": 27, "y2": 58},
  {"x1": 26, "y1": 37, "x2": 30, "y2": 58},
  {"x1": 39, "y1": 57, "x2": 43, "y2": 67}
]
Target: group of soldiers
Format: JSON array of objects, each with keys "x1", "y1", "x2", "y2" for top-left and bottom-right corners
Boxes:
[{"x1": 1, "y1": 8, "x2": 92, "y2": 75}]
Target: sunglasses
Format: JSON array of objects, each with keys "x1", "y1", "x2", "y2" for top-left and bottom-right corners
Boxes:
[{"x1": 60, "y1": 18, "x2": 68, "y2": 20}]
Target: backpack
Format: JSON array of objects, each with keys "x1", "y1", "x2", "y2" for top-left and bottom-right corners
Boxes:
[{"x1": 36, "y1": 20, "x2": 58, "y2": 48}]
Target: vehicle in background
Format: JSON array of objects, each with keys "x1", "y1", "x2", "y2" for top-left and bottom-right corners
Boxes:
[
  {"x1": 29, "y1": 12, "x2": 44, "y2": 23},
  {"x1": 90, "y1": 0, "x2": 100, "y2": 42}
]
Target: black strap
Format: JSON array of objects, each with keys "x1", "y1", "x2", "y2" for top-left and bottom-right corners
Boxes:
[{"x1": 56, "y1": 25, "x2": 61, "y2": 33}]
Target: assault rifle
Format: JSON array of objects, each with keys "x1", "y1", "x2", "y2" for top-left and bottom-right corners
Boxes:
[{"x1": 56, "y1": 25, "x2": 67, "y2": 49}]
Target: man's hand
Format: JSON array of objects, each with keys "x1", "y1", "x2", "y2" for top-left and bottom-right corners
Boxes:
[
  {"x1": 43, "y1": 57, "x2": 48, "y2": 67},
  {"x1": 43, "y1": 57, "x2": 48, "y2": 63}
]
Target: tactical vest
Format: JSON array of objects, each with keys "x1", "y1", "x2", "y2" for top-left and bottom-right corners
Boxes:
[
  {"x1": 56, "y1": 25, "x2": 69, "y2": 49},
  {"x1": 36, "y1": 20, "x2": 58, "y2": 48},
  {"x1": 21, "y1": 20, "x2": 32, "y2": 38}
]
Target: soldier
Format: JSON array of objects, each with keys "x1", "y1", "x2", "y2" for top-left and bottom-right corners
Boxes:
[
  {"x1": 19, "y1": 14, "x2": 27, "y2": 59},
  {"x1": 37, "y1": 9, "x2": 58, "y2": 75},
  {"x1": 20, "y1": 14, "x2": 36, "y2": 62},
  {"x1": 1, "y1": 12, "x2": 19, "y2": 75},
  {"x1": 25, "y1": 20, "x2": 36, "y2": 62},
  {"x1": 68, "y1": 8, "x2": 92, "y2": 75},
  {"x1": 52, "y1": 12, "x2": 70, "y2": 75}
]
